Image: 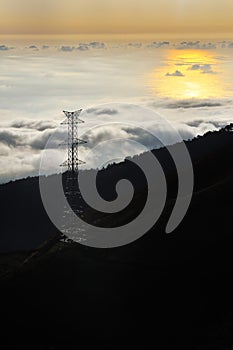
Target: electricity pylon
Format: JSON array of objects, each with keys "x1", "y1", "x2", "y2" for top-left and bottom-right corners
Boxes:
[
  {"x1": 60, "y1": 109, "x2": 86, "y2": 173},
  {"x1": 60, "y1": 109, "x2": 87, "y2": 243}
]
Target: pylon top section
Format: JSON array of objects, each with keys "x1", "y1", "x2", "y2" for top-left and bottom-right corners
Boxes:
[
  {"x1": 60, "y1": 109, "x2": 86, "y2": 173},
  {"x1": 61, "y1": 109, "x2": 84, "y2": 124}
]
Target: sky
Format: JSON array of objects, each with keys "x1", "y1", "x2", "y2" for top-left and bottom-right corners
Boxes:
[
  {"x1": 0, "y1": 0, "x2": 233, "y2": 35},
  {"x1": 0, "y1": 1, "x2": 233, "y2": 182}
]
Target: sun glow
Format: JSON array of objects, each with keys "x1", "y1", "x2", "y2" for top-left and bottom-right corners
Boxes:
[{"x1": 148, "y1": 50, "x2": 225, "y2": 99}]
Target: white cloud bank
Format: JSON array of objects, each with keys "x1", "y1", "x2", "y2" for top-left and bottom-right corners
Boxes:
[{"x1": 1, "y1": 102, "x2": 232, "y2": 183}]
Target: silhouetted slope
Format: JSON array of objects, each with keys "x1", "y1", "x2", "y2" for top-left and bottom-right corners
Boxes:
[
  {"x1": 1, "y1": 124, "x2": 233, "y2": 252},
  {"x1": 0, "y1": 176, "x2": 59, "y2": 252},
  {"x1": 1, "y1": 124, "x2": 233, "y2": 349}
]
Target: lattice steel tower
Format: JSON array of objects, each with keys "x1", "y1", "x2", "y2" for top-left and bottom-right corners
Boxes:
[
  {"x1": 60, "y1": 109, "x2": 86, "y2": 173},
  {"x1": 60, "y1": 109, "x2": 87, "y2": 243}
]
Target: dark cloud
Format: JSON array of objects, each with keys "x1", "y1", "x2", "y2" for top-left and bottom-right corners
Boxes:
[
  {"x1": 77, "y1": 44, "x2": 89, "y2": 51},
  {"x1": 185, "y1": 119, "x2": 226, "y2": 129},
  {"x1": 0, "y1": 130, "x2": 21, "y2": 147},
  {"x1": 86, "y1": 108, "x2": 119, "y2": 115},
  {"x1": 79, "y1": 122, "x2": 213, "y2": 157},
  {"x1": 201, "y1": 43, "x2": 216, "y2": 49},
  {"x1": 0, "y1": 45, "x2": 13, "y2": 51},
  {"x1": 29, "y1": 130, "x2": 54, "y2": 150},
  {"x1": 10, "y1": 120, "x2": 57, "y2": 131},
  {"x1": 88, "y1": 42, "x2": 105, "y2": 49},
  {"x1": 0, "y1": 126, "x2": 62, "y2": 150},
  {"x1": 60, "y1": 46, "x2": 76, "y2": 52},
  {"x1": 59, "y1": 43, "x2": 105, "y2": 52},
  {"x1": 30, "y1": 128, "x2": 66, "y2": 150},
  {"x1": 128, "y1": 42, "x2": 142, "y2": 48},
  {"x1": 175, "y1": 63, "x2": 190, "y2": 66},
  {"x1": 27, "y1": 45, "x2": 38, "y2": 50},
  {"x1": 8, "y1": 40, "x2": 233, "y2": 53},
  {"x1": 9, "y1": 39, "x2": 233, "y2": 54},
  {"x1": 165, "y1": 70, "x2": 184, "y2": 77},
  {"x1": 175, "y1": 41, "x2": 216, "y2": 50},
  {"x1": 95, "y1": 108, "x2": 118, "y2": 115},
  {"x1": 153, "y1": 98, "x2": 223, "y2": 109},
  {"x1": 176, "y1": 41, "x2": 201, "y2": 50},
  {"x1": 166, "y1": 101, "x2": 222, "y2": 109},
  {"x1": 189, "y1": 64, "x2": 208, "y2": 70},
  {"x1": 80, "y1": 124, "x2": 164, "y2": 152},
  {"x1": 188, "y1": 64, "x2": 218, "y2": 74},
  {"x1": 147, "y1": 41, "x2": 170, "y2": 49}
]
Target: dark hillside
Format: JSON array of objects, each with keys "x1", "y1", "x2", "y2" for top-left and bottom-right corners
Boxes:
[{"x1": 1, "y1": 124, "x2": 233, "y2": 349}]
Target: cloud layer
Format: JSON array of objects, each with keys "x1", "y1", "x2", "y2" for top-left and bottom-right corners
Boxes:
[
  {"x1": 1, "y1": 102, "x2": 232, "y2": 183},
  {"x1": 2, "y1": 40, "x2": 233, "y2": 53}
]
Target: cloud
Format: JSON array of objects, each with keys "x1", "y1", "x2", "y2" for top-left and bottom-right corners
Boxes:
[
  {"x1": 86, "y1": 108, "x2": 119, "y2": 115},
  {"x1": 128, "y1": 43, "x2": 142, "y2": 48},
  {"x1": 201, "y1": 69, "x2": 218, "y2": 74},
  {"x1": 185, "y1": 119, "x2": 226, "y2": 129},
  {"x1": 77, "y1": 44, "x2": 89, "y2": 51},
  {"x1": 6, "y1": 40, "x2": 233, "y2": 54},
  {"x1": 0, "y1": 142, "x2": 10, "y2": 156},
  {"x1": 165, "y1": 70, "x2": 184, "y2": 77},
  {"x1": 175, "y1": 63, "x2": 190, "y2": 66},
  {"x1": 157, "y1": 98, "x2": 223, "y2": 109},
  {"x1": 77, "y1": 117, "x2": 227, "y2": 170},
  {"x1": 201, "y1": 43, "x2": 216, "y2": 49},
  {"x1": 146, "y1": 41, "x2": 170, "y2": 49},
  {"x1": 188, "y1": 63, "x2": 218, "y2": 74},
  {"x1": 189, "y1": 64, "x2": 208, "y2": 70},
  {"x1": 59, "y1": 42, "x2": 105, "y2": 52},
  {"x1": 0, "y1": 148, "x2": 41, "y2": 183},
  {"x1": 10, "y1": 119, "x2": 57, "y2": 131},
  {"x1": 27, "y1": 45, "x2": 38, "y2": 50},
  {"x1": 200, "y1": 64, "x2": 216, "y2": 74},
  {"x1": 29, "y1": 130, "x2": 56, "y2": 150},
  {"x1": 88, "y1": 42, "x2": 105, "y2": 49},
  {"x1": 0, "y1": 120, "x2": 61, "y2": 150},
  {"x1": 1, "y1": 101, "x2": 232, "y2": 183},
  {"x1": 83, "y1": 125, "x2": 134, "y2": 148},
  {"x1": 59, "y1": 46, "x2": 76, "y2": 52},
  {"x1": 175, "y1": 41, "x2": 216, "y2": 50},
  {"x1": 0, "y1": 45, "x2": 14, "y2": 51},
  {"x1": 0, "y1": 130, "x2": 21, "y2": 147},
  {"x1": 176, "y1": 41, "x2": 200, "y2": 50}
]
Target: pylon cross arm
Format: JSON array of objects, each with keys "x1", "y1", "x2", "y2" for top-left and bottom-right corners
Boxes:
[{"x1": 63, "y1": 109, "x2": 82, "y2": 118}]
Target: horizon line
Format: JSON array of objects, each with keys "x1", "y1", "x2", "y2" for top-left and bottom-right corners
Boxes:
[{"x1": 0, "y1": 31, "x2": 233, "y2": 36}]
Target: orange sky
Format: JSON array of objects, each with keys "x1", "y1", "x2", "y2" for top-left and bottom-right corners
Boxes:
[{"x1": 0, "y1": 0, "x2": 233, "y2": 34}]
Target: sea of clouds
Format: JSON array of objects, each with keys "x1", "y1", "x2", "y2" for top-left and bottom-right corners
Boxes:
[{"x1": 0, "y1": 39, "x2": 233, "y2": 182}]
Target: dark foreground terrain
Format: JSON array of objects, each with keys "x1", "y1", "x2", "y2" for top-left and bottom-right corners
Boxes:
[{"x1": 1, "y1": 125, "x2": 233, "y2": 349}]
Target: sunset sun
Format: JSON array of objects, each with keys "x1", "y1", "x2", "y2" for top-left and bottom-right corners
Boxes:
[{"x1": 148, "y1": 50, "x2": 225, "y2": 99}]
